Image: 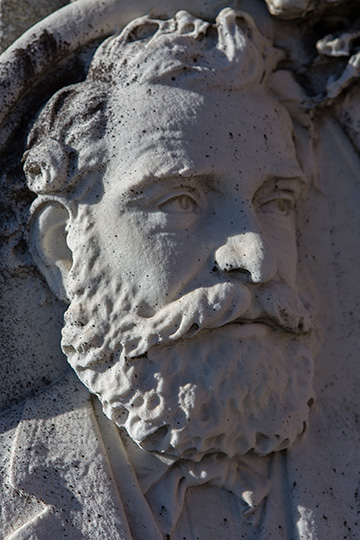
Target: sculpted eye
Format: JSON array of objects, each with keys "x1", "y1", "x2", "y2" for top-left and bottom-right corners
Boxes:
[
  {"x1": 159, "y1": 194, "x2": 199, "y2": 214},
  {"x1": 259, "y1": 195, "x2": 295, "y2": 216}
]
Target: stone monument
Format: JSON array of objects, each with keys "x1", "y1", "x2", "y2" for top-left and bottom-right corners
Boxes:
[{"x1": 1, "y1": 0, "x2": 360, "y2": 539}]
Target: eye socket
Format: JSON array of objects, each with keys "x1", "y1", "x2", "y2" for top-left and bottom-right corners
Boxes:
[
  {"x1": 159, "y1": 194, "x2": 199, "y2": 214},
  {"x1": 259, "y1": 195, "x2": 295, "y2": 216}
]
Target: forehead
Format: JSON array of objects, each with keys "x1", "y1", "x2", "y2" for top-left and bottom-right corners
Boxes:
[{"x1": 103, "y1": 85, "x2": 303, "y2": 191}]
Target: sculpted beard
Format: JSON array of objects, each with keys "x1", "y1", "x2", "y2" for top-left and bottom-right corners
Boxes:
[{"x1": 62, "y1": 208, "x2": 315, "y2": 460}]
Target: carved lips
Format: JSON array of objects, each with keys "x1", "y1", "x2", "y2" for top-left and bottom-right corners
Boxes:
[
  {"x1": 121, "y1": 281, "x2": 313, "y2": 359},
  {"x1": 227, "y1": 315, "x2": 309, "y2": 335}
]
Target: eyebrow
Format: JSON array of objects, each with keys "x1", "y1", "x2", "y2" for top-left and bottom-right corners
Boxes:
[
  {"x1": 253, "y1": 174, "x2": 307, "y2": 199},
  {"x1": 121, "y1": 172, "x2": 219, "y2": 196},
  {"x1": 119, "y1": 167, "x2": 308, "y2": 204},
  {"x1": 268, "y1": 173, "x2": 307, "y2": 189}
]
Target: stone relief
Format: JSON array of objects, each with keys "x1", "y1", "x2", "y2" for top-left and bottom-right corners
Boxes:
[{"x1": 0, "y1": 0, "x2": 360, "y2": 539}]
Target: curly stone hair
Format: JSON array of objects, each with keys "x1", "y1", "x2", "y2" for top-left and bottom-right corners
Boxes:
[{"x1": 23, "y1": 8, "x2": 281, "y2": 200}]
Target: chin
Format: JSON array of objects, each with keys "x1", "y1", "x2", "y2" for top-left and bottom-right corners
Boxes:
[{"x1": 69, "y1": 323, "x2": 315, "y2": 461}]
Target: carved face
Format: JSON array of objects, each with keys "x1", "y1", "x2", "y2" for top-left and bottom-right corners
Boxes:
[
  {"x1": 91, "y1": 86, "x2": 305, "y2": 312},
  {"x1": 24, "y1": 9, "x2": 315, "y2": 460},
  {"x1": 62, "y1": 85, "x2": 314, "y2": 458}
]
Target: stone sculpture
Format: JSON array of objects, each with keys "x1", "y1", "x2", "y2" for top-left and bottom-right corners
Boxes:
[{"x1": 1, "y1": 0, "x2": 360, "y2": 539}]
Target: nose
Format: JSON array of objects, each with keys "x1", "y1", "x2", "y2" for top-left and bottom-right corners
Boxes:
[{"x1": 215, "y1": 231, "x2": 277, "y2": 284}]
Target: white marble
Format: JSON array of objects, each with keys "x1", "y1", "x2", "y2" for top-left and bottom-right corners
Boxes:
[{"x1": 1, "y1": 1, "x2": 360, "y2": 539}]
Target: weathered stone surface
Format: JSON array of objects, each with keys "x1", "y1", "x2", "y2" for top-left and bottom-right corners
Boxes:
[
  {"x1": 0, "y1": 0, "x2": 71, "y2": 53},
  {"x1": 1, "y1": 1, "x2": 360, "y2": 538}
]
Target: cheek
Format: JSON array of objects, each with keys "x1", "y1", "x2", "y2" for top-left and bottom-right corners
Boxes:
[
  {"x1": 97, "y1": 210, "x2": 209, "y2": 308},
  {"x1": 263, "y1": 216, "x2": 298, "y2": 285}
]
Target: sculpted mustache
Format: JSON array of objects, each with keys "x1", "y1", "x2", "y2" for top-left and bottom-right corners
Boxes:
[{"x1": 121, "y1": 281, "x2": 313, "y2": 359}]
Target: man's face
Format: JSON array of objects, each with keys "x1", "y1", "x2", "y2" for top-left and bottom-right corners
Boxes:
[
  {"x1": 94, "y1": 87, "x2": 305, "y2": 315},
  {"x1": 64, "y1": 85, "x2": 314, "y2": 459}
]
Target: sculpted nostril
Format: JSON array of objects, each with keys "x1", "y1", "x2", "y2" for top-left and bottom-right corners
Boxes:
[
  {"x1": 215, "y1": 258, "x2": 252, "y2": 280},
  {"x1": 230, "y1": 267, "x2": 253, "y2": 284},
  {"x1": 229, "y1": 266, "x2": 252, "y2": 282},
  {"x1": 236, "y1": 267, "x2": 251, "y2": 277}
]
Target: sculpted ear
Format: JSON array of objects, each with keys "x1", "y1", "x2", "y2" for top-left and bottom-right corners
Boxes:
[{"x1": 29, "y1": 201, "x2": 73, "y2": 303}]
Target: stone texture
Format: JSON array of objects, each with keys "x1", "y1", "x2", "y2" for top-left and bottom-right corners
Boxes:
[
  {"x1": 0, "y1": 0, "x2": 71, "y2": 53},
  {"x1": 1, "y1": 1, "x2": 360, "y2": 538}
]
